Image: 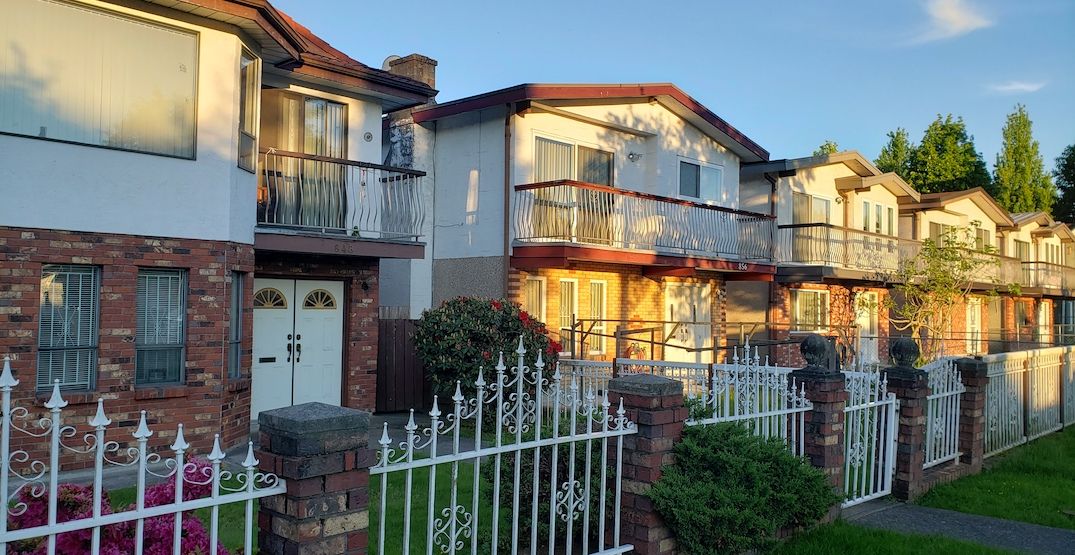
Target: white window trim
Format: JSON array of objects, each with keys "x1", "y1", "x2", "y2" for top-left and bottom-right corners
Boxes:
[
  {"x1": 532, "y1": 132, "x2": 613, "y2": 185},
  {"x1": 790, "y1": 192, "x2": 835, "y2": 225},
  {"x1": 790, "y1": 289, "x2": 830, "y2": 334},
  {"x1": 588, "y1": 280, "x2": 608, "y2": 355},
  {"x1": 558, "y1": 278, "x2": 579, "y2": 357},
  {"x1": 237, "y1": 45, "x2": 261, "y2": 173},
  {"x1": 523, "y1": 276, "x2": 547, "y2": 324},
  {"x1": 676, "y1": 156, "x2": 726, "y2": 205}
]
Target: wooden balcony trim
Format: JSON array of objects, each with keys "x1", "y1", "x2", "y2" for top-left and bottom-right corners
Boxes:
[
  {"x1": 514, "y1": 180, "x2": 775, "y2": 220},
  {"x1": 259, "y1": 148, "x2": 426, "y2": 176},
  {"x1": 254, "y1": 230, "x2": 425, "y2": 260},
  {"x1": 511, "y1": 244, "x2": 776, "y2": 274}
]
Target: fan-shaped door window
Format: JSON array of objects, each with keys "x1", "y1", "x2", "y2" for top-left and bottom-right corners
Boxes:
[
  {"x1": 254, "y1": 288, "x2": 287, "y2": 309},
  {"x1": 303, "y1": 289, "x2": 337, "y2": 309}
]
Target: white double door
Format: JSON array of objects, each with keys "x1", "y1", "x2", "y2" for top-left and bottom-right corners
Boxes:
[
  {"x1": 251, "y1": 278, "x2": 344, "y2": 421},
  {"x1": 665, "y1": 283, "x2": 713, "y2": 364}
]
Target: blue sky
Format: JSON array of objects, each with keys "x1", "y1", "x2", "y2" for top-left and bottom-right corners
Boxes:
[{"x1": 275, "y1": 0, "x2": 1074, "y2": 168}]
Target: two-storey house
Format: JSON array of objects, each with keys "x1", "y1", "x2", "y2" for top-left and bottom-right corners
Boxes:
[
  {"x1": 385, "y1": 84, "x2": 774, "y2": 364},
  {"x1": 999, "y1": 212, "x2": 1075, "y2": 349},
  {"x1": 0, "y1": 0, "x2": 434, "y2": 460}
]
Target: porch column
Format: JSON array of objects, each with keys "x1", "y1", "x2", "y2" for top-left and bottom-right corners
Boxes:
[
  {"x1": 956, "y1": 357, "x2": 989, "y2": 472},
  {"x1": 789, "y1": 334, "x2": 847, "y2": 508},
  {"x1": 885, "y1": 338, "x2": 929, "y2": 501}
]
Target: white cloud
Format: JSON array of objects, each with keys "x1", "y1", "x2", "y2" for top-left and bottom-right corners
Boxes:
[
  {"x1": 911, "y1": 0, "x2": 994, "y2": 43},
  {"x1": 988, "y1": 80, "x2": 1048, "y2": 94}
]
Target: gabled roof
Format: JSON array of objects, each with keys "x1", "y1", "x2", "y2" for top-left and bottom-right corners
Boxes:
[
  {"x1": 743, "y1": 150, "x2": 919, "y2": 201},
  {"x1": 901, "y1": 188, "x2": 1015, "y2": 227},
  {"x1": 141, "y1": 0, "x2": 436, "y2": 109},
  {"x1": 1011, "y1": 211, "x2": 1054, "y2": 227},
  {"x1": 410, "y1": 83, "x2": 770, "y2": 162}
]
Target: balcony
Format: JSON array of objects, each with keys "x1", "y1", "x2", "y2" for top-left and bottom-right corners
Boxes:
[
  {"x1": 512, "y1": 181, "x2": 774, "y2": 267},
  {"x1": 1021, "y1": 262, "x2": 1075, "y2": 291},
  {"x1": 255, "y1": 149, "x2": 425, "y2": 257},
  {"x1": 775, "y1": 224, "x2": 919, "y2": 274}
]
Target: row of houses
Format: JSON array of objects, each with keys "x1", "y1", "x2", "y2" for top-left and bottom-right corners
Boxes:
[{"x1": 2, "y1": 0, "x2": 1072, "y2": 457}]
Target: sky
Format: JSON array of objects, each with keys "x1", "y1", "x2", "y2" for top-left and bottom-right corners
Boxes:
[{"x1": 274, "y1": 0, "x2": 1074, "y2": 168}]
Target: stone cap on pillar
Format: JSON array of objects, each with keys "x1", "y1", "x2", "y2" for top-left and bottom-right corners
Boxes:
[
  {"x1": 955, "y1": 356, "x2": 990, "y2": 379},
  {"x1": 885, "y1": 337, "x2": 926, "y2": 381},
  {"x1": 794, "y1": 333, "x2": 838, "y2": 376},
  {"x1": 608, "y1": 373, "x2": 683, "y2": 397},
  {"x1": 259, "y1": 402, "x2": 370, "y2": 457}
]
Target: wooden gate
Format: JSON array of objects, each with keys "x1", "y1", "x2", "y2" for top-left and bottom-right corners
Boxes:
[{"x1": 377, "y1": 307, "x2": 428, "y2": 412}]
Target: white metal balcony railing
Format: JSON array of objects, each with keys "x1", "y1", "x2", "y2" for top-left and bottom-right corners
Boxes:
[
  {"x1": 775, "y1": 223, "x2": 920, "y2": 273},
  {"x1": 512, "y1": 180, "x2": 775, "y2": 260},
  {"x1": 1021, "y1": 261, "x2": 1075, "y2": 290},
  {"x1": 257, "y1": 148, "x2": 425, "y2": 240}
]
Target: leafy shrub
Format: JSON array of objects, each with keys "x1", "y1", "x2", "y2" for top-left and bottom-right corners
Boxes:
[
  {"x1": 415, "y1": 297, "x2": 560, "y2": 397},
  {"x1": 10, "y1": 458, "x2": 226, "y2": 555},
  {"x1": 649, "y1": 424, "x2": 838, "y2": 554}
]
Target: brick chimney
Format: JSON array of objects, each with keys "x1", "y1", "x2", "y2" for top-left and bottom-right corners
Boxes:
[{"x1": 387, "y1": 54, "x2": 437, "y2": 90}]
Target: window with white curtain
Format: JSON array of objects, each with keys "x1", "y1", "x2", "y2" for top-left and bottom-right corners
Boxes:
[
  {"x1": 38, "y1": 265, "x2": 99, "y2": 391},
  {"x1": 522, "y1": 277, "x2": 546, "y2": 323},
  {"x1": 534, "y1": 136, "x2": 613, "y2": 186},
  {"x1": 0, "y1": 0, "x2": 198, "y2": 158},
  {"x1": 559, "y1": 279, "x2": 578, "y2": 355},
  {"x1": 792, "y1": 289, "x2": 829, "y2": 332},
  {"x1": 589, "y1": 281, "x2": 607, "y2": 354},
  {"x1": 136, "y1": 270, "x2": 187, "y2": 385}
]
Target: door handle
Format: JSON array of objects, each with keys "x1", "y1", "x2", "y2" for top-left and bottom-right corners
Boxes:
[
  {"x1": 295, "y1": 342, "x2": 301, "y2": 363},
  {"x1": 286, "y1": 343, "x2": 292, "y2": 362}
]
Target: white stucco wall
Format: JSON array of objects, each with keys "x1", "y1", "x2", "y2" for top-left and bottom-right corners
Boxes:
[
  {"x1": 0, "y1": 0, "x2": 257, "y2": 244},
  {"x1": 774, "y1": 164, "x2": 854, "y2": 227},
  {"x1": 915, "y1": 198, "x2": 999, "y2": 246}
]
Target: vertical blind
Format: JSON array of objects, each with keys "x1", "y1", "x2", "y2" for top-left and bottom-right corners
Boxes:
[
  {"x1": 0, "y1": 0, "x2": 198, "y2": 157},
  {"x1": 589, "y1": 281, "x2": 606, "y2": 353},
  {"x1": 38, "y1": 265, "x2": 99, "y2": 390},
  {"x1": 523, "y1": 278, "x2": 545, "y2": 322},
  {"x1": 559, "y1": 280, "x2": 577, "y2": 354},
  {"x1": 136, "y1": 270, "x2": 186, "y2": 384},
  {"x1": 535, "y1": 137, "x2": 574, "y2": 182}
]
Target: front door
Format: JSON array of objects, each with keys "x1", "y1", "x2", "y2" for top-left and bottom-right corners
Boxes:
[
  {"x1": 251, "y1": 278, "x2": 344, "y2": 421},
  {"x1": 665, "y1": 283, "x2": 712, "y2": 364},
  {"x1": 855, "y1": 292, "x2": 879, "y2": 364},
  {"x1": 966, "y1": 297, "x2": 982, "y2": 355}
]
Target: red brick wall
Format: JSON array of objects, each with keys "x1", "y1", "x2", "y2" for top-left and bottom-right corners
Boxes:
[
  {"x1": 0, "y1": 226, "x2": 254, "y2": 469},
  {"x1": 254, "y1": 252, "x2": 379, "y2": 411},
  {"x1": 769, "y1": 283, "x2": 891, "y2": 368}
]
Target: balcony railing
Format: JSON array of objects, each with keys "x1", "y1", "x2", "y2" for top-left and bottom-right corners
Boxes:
[
  {"x1": 257, "y1": 148, "x2": 425, "y2": 240},
  {"x1": 512, "y1": 180, "x2": 774, "y2": 260},
  {"x1": 1021, "y1": 261, "x2": 1075, "y2": 290},
  {"x1": 775, "y1": 224, "x2": 919, "y2": 273}
]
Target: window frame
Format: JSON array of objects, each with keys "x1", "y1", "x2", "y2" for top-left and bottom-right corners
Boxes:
[
  {"x1": 792, "y1": 192, "x2": 832, "y2": 225},
  {"x1": 0, "y1": 0, "x2": 200, "y2": 160},
  {"x1": 532, "y1": 133, "x2": 614, "y2": 186},
  {"x1": 677, "y1": 157, "x2": 726, "y2": 205},
  {"x1": 237, "y1": 47, "x2": 260, "y2": 172},
  {"x1": 37, "y1": 265, "x2": 100, "y2": 391},
  {"x1": 260, "y1": 89, "x2": 349, "y2": 158},
  {"x1": 588, "y1": 280, "x2": 608, "y2": 355},
  {"x1": 228, "y1": 271, "x2": 245, "y2": 379},
  {"x1": 135, "y1": 269, "x2": 188, "y2": 386},
  {"x1": 558, "y1": 278, "x2": 579, "y2": 356},
  {"x1": 522, "y1": 276, "x2": 547, "y2": 324},
  {"x1": 791, "y1": 289, "x2": 830, "y2": 334}
]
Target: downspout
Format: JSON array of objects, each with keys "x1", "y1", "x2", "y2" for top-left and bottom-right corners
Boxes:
[{"x1": 503, "y1": 103, "x2": 514, "y2": 299}]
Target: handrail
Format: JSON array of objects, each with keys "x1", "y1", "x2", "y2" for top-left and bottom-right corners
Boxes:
[
  {"x1": 515, "y1": 179, "x2": 775, "y2": 219},
  {"x1": 259, "y1": 147, "x2": 426, "y2": 176},
  {"x1": 777, "y1": 222, "x2": 904, "y2": 242}
]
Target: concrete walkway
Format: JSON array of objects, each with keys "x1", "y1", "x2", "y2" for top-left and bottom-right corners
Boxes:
[{"x1": 845, "y1": 499, "x2": 1075, "y2": 555}]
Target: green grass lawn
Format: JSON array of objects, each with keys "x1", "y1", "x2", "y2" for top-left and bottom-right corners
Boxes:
[
  {"x1": 767, "y1": 521, "x2": 1014, "y2": 555},
  {"x1": 918, "y1": 426, "x2": 1075, "y2": 530}
]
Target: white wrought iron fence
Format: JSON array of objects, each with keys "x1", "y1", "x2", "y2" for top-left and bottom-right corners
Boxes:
[
  {"x1": 983, "y1": 350, "x2": 1029, "y2": 456},
  {"x1": 1025, "y1": 348, "x2": 1063, "y2": 440},
  {"x1": 616, "y1": 359, "x2": 709, "y2": 398},
  {"x1": 0, "y1": 357, "x2": 284, "y2": 555},
  {"x1": 557, "y1": 359, "x2": 614, "y2": 397},
  {"x1": 842, "y1": 370, "x2": 898, "y2": 508},
  {"x1": 923, "y1": 358, "x2": 965, "y2": 469},
  {"x1": 370, "y1": 339, "x2": 636, "y2": 555}
]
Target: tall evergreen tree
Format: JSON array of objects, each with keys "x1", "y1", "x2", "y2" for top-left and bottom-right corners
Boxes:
[
  {"x1": 907, "y1": 115, "x2": 991, "y2": 193},
  {"x1": 875, "y1": 128, "x2": 914, "y2": 182},
  {"x1": 813, "y1": 140, "x2": 839, "y2": 156},
  {"x1": 990, "y1": 104, "x2": 1056, "y2": 214},
  {"x1": 1051, "y1": 145, "x2": 1075, "y2": 223}
]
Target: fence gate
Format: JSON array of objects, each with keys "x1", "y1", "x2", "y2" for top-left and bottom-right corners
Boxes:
[
  {"x1": 924, "y1": 358, "x2": 965, "y2": 468},
  {"x1": 377, "y1": 308, "x2": 428, "y2": 412},
  {"x1": 842, "y1": 370, "x2": 898, "y2": 507},
  {"x1": 370, "y1": 340, "x2": 637, "y2": 555}
]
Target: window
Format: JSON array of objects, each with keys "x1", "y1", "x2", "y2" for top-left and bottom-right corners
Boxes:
[
  {"x1": 1, "y1": 0, "x2": 197, "y2": 158},
  {"x1": 534, "y1": 136, "x2": 613, "y2": 186},
  {"x1": 228, "y1": 272, "x2": 244, "y2": 379},
  {"x1": 559, "y1": 279, "x2": 578, "y2": 355},
  {"x1": 237, "y1": 49, "x2": 259, "y2": 172},
  {"x1": 261, "y1": 90, "x2": 347, "y2": 158},
  {"x1": 862, "y1": 201, "x2": 870, "y2": 232},
  {"x1": 589, "y1": 281, "x2": 607, "y2": 354},
  {"x1": 37, "y1": 265, "x2": 99, "y2": 391},
  {"x1": 254, "y1": 288, "x2": 287, "y2": 309},
  {"x1": 522, "y1": 277, "x2": 546, "y2": 323},
  {"x1": 975, "y1": 228, "x2": 991, "y2": 250},
  {"x1": 875, "y1": 204, "x2": 883, "y2": 235},
  {"x1": 303, "y1": 289, "x2": 336, "y2": 309},
  {"x1": 792, "y1": 193, "x2": 831, "y2": 224},
  {"x1": 136, "y1": 270, "x2": 186, "y2": 385},
  {"x1": 966, "y1": 297, "x2": 982, "y2": 355},
  {"x1": 887, "y1": 207, "x2": 895, "y2": 236},
  {"x1": 1014, "y1": 240, "x2": 1031, "y2": 261},
  {"x1": 577, "y1": 146, "x2": 613, "y2": 186},
  {"x1": 792, "y1": 289, "x2": 829, "y2": 333},
  {"x1": 1016, "y1": 300, "x2": 1031, "y2": 328},
  {"x1": 678, "y1": 160, "x2": 727, "y2": 205}
]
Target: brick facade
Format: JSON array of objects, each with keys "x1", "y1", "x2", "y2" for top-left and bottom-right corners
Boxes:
[
  {"x1": 770, "y1": 283, "x2": 890, "y2": 367},
  {"x1": 0, "y1": 226, "x2": 254, "y2": 467}
]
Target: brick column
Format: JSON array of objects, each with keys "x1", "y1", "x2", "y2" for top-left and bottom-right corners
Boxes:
[
  {"x1": 608, "y1": 373, "x2": 687, "y2": 555},
  {"x1": 257, "y1": 402, "x2": 372, "y2": 555},
  {"x1": 789, "y1": 334, "x2": 847, "y2": 504},
  {"x1": 886, "y1": 338, "x2": 929, "y2": 501},
  {"x1": 956, "y1": 357, "x2": 989, "y2": 472}
]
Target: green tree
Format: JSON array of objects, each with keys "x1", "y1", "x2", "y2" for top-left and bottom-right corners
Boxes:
[
  {"x1": 813, "y1": 140, "x2": 839, "y2": 156},
  {"x1": 990, "y1": 105, "x2": 1056, "y2": 214},
  {"x1": 875, "y1": 127, "x2": 915, "y2": 182},
  {"x1": 907, "y1": 115, "x2": 991, "y2": 193},
  {"x1": 1054, "y1": 145, "x2": 1075, "y2": 223}
]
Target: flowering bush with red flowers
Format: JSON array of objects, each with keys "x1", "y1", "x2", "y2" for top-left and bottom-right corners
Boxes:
[
  {"x1": 415, "y1": 297, "x2": 560, "y2": 397},
  {"x1": 9, "y1": 458, "x2": 227, "y2": 555}
]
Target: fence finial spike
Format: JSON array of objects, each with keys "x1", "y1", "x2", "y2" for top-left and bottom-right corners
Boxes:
[
  {"x1": 602, "y1": 390, "x2": 611, "y2": 408},
  {"x1": 241, "y1": 441, "x2": 259, "y2": 469},
  {"x1": 452, "y1": 381, "x2": 464, "y2": 403},
  {"x1": 552, "y1": 361, "x2": 562, "y2": 382},
  {"x1": 0, "y1": 356, "x2": 19, "y2": 389},
  {"x1": 170, "y1": 423, "x2": 189, "y2": 452},
  {"x1": 475, "y1": 366, "x2": 486, "y2": 388},
  {"x1": 208, "y1": 434, "x2": 226, "y2": 462},
  {"x1": 133, "y1": 410, "x2": 153, "y2": 440},
  {"x1": 88, "y1": 398, "x2": 111, "y2": 429},
  {"x1": 516, "y1": 335, "x2": 526, "y2": 354},
  {"x1": 405, "y1": 409, "x2": 417, "y2": 432},
  {"x1": 429, "y1": 395, "x2": 441, "y2": 418},
  {"x1": 616, "y1": 396, "x2": 625, "y2": 416},
  {"x1": 496, "y1": 352, "x2": 506, "y2": 372},
  {"x1": 44, "y1": 380, "x2": 68, "y2": 410},
  {"x1": 535, "y1": 348, "x2": 545, "y2": 370},
  {"x1": 379, "y1": 422, "x2": 392, "y2": 447}
]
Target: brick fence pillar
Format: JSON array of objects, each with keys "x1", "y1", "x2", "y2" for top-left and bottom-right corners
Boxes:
[
  {"x1": 608, "y1": 373, "x2": 686, "y2": 555},
  {"x1": 886, "y1": 338, "x2": 929, "y2": 501},
  {"x1": 956, "y1": 357, "x2": 989, "y2": 472},
  {"x1": 789, "y1": 334, "x2": 847, "y2": 505},
  {"x1": 256, "y1": 402, "x2": 372, "y2": 554}
]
